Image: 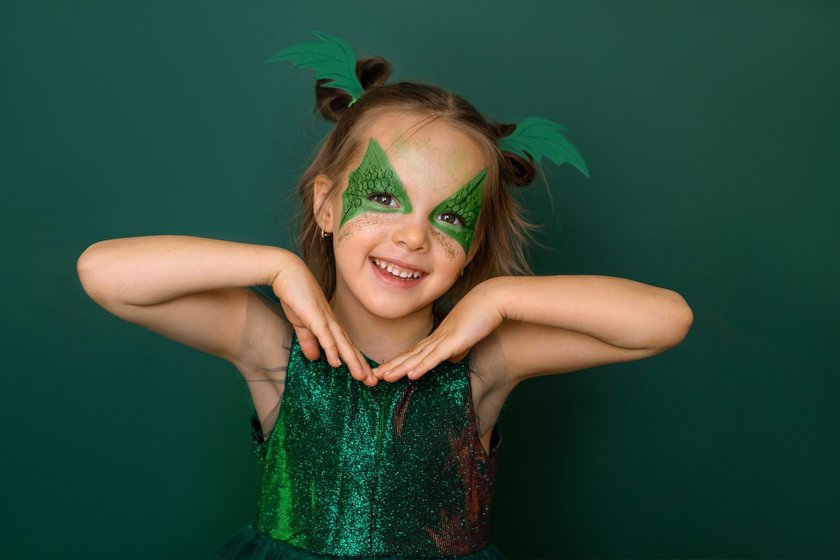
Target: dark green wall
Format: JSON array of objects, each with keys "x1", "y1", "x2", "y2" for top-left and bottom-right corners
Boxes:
[{"x1": 3, "y1": 1, "x2": 838, "y2": 558}]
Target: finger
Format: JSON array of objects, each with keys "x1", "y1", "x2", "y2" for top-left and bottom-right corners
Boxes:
[
  {"x1": 402, "y1": 342, "x2": 451, "y2": 381},
  {"x1": 346, "y1": 343, "x2": 377, "y2": 386},
  {"x1": 382, "y1": 342, "x2": 438, "y2": 382},
  {"x1": 295, "y1": 327, "x2": 322, "y2": 361},
  {"x1": 385, "y1": 352, "x2": 425, "y2": 381},
  {"x1": 375, "y1": 334, "x2": 437, "y2": 376},
  {"x1": 357, "y1": 347, "x2": 378, "y2": 386},
  {"x1": 322, "y1": 318, "x2": 376, "y2": 384},
  {"x1": 449, "y1": 348, "x2": 470, "y2": 363},
  {"x1": 405, "y1": 349, "x2": 444, "y2": 380},
  {"x1": 312, "y1": 320, "x2": 341, "y2": 368},
  {"x1": 375, "y1": 346, "x2": 422, "y2": 380},
  {"x1": 335, "y1": 329, "x2": 370, "y2": 383},
  {"x1": 383, "y1": 331, "x2": 445, "y2": 381}
]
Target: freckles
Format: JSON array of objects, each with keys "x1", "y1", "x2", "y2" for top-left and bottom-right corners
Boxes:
[
  {"x1": 336, "y1": 220, "x2": 361, "y2": 244},
  {"x1": 431, "y1": 229, "x2": 461, "y2": 260},
  {"x1": 336, "y1": 213, "x2": 393, "y2": 245}
]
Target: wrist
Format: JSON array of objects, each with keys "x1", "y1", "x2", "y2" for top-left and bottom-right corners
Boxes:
[
  {"x1": 262, "y1": 247, "x2": 305, "y2": 287},
  {"x1": 478, "y1": 276, "x2": 514, "y2": 321}
]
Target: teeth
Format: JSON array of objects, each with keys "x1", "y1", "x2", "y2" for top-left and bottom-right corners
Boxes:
[{"x1": 372, "y1": 258, "x2": 423, "y2": 279}]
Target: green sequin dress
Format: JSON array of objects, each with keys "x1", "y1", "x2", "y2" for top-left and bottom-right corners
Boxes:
[{"x1": 206, "y1": 330, "x2": 505, "y2": 560}]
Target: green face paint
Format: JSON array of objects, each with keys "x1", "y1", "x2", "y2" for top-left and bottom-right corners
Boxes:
[
  {"x1": 340, "y1": 139, "x2": 412, "y2": 227},
  {"x1": 341, "y1": 137, "x2": 485, "y2": 254},
  {"x1": 428, "y1": 168, "x2": 486, "y2": 254}
]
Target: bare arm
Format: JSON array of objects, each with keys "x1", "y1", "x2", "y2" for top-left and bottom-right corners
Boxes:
[
  {"x1": 488, "y1": 275, "x2": 694, "y2": 382},
  {"x1": 375, "y1": 274, "x2": 693, "y2": 384},
  {"x1": 373, "y1": 274, "x2": 691, "y2": 450},
  {"x1": 76, "y1": 235, "x2": 374, "y2": 383},
  {"x1": 76, "y1": 235, "x2": 296, "y2": 365}
]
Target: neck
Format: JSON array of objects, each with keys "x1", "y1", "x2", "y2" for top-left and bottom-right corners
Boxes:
[{"x1": 330, "y1": 290, "x2": 434, "y2": 365}]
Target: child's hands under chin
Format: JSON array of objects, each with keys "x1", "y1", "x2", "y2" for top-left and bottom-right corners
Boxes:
[
  {"x1": 272, "y1": 257, "x2": 376, "y2": 386},
  {"x1": 373, "y1": 281, "x2": 504, "y2": 382}
]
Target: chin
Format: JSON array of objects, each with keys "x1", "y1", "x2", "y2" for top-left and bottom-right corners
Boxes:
[{"x1": 362, "y1": 297, "x2": 433, "y2": 321}]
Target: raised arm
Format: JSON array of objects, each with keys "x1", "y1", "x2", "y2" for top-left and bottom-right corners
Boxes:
[
  {"x1": 374, "y1": 274, "x2": 693, "y2": 385},
  {"x1": 76, "y1": 235, "x2": 373, "y2": 383},
  {"x1": 488, "y1": 275, "x2": 693, "y2": 383},
  {"x1": 77, "y1": 235, "x2": 287, "y2": 361}
]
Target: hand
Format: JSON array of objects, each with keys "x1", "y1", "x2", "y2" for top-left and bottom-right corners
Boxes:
[
  {"x1": 372, "y1": 281, "x2": 504, "y2": 382},
  {"x1": 271, "y1": 257, "x2": 376, "y2": 386}
]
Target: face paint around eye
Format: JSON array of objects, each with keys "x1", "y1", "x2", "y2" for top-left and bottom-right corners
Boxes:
[
  {"x1": 340, "y1": 138, "x2": 413, "y2": 228},
  {"x1": 428, "y1": 168, "x2": 486, "y2": 254}
]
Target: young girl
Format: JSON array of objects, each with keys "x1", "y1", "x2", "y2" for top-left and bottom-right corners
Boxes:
[{"x1": 77, "y1": 34, "x2": 692, "y2": 560}]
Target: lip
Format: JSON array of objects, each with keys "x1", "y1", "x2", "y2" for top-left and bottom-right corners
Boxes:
[
  {"x1": 370, "y1": 256, "x2": 427, "y2": 275},
  {"x1": 369, "y1": 256, "x2": 427, "y2": 286}
]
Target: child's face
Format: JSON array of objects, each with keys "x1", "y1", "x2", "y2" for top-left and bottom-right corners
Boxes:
[{"x1": 319, "y1": 111, "x2": 488, "y2": 320}]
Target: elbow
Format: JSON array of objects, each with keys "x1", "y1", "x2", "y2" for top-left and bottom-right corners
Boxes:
[
  {"x1": 76, "y1": 244, "x2": 97, "y2": 293},
  {"x1": 658, "y1": 290, "x2": 694, "y2": 350},
  {"x1": 77, "y1": 242, "x2": 116, "y2": 306}
]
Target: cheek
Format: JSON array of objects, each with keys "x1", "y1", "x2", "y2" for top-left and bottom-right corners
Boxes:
[
  {"x1": 431, "y1": 229, "x2": 463, "y2": 262},
  {"x1": 336, "y1": 213, "x2": 396, "y2": 245},
  {"x1": 336, "y1": 218, "x2": 362, "y2": 244}
]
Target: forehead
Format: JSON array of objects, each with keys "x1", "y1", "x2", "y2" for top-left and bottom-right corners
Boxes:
[{"x1": 348, "y1": 110, "x2": 488, "y2": 198}]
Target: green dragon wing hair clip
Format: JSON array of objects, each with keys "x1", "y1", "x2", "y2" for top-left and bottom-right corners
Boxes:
[
  {"x1": 266, "y1": 31, "x2": 365, "y2": 103},
  {"x1": 498, "y1": 116, "x2": 591, "y2": 179},
  {"x1": 268, "y1": 33, "x2": 590, "y2": 179}
]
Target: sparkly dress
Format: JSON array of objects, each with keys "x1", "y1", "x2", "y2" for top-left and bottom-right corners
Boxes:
[{"x1": 206, "y1": 328, "x2": 505, "y2": 560}]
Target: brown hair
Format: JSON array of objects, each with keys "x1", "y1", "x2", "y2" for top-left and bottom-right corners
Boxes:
[{"x1": 294, "y1": 56, "x2": 539, "y2": 308}]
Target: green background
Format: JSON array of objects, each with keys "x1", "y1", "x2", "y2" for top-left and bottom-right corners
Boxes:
[{"x1": 3, "y1": 1, "x2": 838, "y2": 558}]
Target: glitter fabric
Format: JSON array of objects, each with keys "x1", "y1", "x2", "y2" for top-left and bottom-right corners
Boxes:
[
  {"x1": 206, "y1": 522, "x2": 506, "y2": 560},
  {"x1": 231, "y1": 332, "x2": 502, "y2": 559}
]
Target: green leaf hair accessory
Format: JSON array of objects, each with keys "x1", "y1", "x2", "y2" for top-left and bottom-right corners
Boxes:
[
  {"x1": 266, "y1": 32, "x2": 365, "y2": 104},
  {"x1": 498, "y1": 116, "x2": 590, "y2": 179}
]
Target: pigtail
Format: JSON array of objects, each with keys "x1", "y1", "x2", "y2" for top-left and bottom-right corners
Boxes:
[
  {"x1": 315, "y1": 56, "x2": 393, "y2": 122},
  {"x1": 357, "y1": 56, "x2": 391, "y2": 89},
  {"x1": 490, "y1": 122, "x2": 538, "y2": 187}
]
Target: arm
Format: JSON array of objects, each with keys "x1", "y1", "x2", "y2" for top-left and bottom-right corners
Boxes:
[
  {"x1": 374, "y1": 275, "x2": 693, "y2": 384},
  {"x1": 487, "y1": 275, "x2": 693, "y2": 383},
  {"x1": 76, "y1": 235, "x2": 373, "y2": 382}
]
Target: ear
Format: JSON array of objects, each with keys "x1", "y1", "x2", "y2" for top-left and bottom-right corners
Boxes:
[{"x1": 313, "y1": 174, "x2": 336, "y2": 233}]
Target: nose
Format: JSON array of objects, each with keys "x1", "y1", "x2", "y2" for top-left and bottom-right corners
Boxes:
[{"x1": 391, "y1": 219, "x2": 429, "y2": 252}]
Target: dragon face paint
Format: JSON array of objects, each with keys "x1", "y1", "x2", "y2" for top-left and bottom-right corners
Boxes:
[
  {"x1": 340, "y1": 137, "x2": 486, "y2": 254},
  {"x1": 340, "y1": 139, "x2": 412, "y2": 227},
  {"x1": 428, "y1": 168, "x2": 486, "y2": 254}
]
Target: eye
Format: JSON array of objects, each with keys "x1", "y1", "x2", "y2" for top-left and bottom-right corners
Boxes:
[
  {"x1": 436, "y1": 212, "x2": 464, "y2": 227},
  {"x1": 368, "y1": 193, "x2": 399, "y2": 207}
]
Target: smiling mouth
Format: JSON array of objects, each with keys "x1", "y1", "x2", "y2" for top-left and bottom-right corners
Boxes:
[{"x1": 370, "y1": 257, "x2": 425, "y2": 280}]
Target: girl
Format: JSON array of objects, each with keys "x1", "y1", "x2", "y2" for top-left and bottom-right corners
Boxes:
[{"x1": 77, "y1": 34, "x2": 692, "y2": 560}]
